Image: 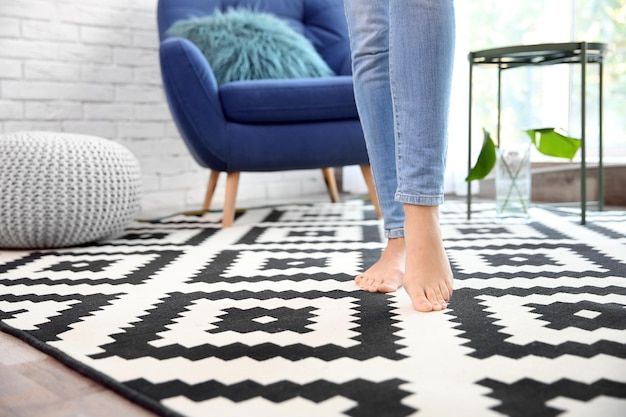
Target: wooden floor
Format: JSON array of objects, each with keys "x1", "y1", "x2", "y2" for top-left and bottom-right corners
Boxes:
[{"x1": 0, "y1": 331, "x2": 157, "y2": 417}]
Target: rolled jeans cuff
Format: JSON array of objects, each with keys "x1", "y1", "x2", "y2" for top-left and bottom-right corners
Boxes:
[
  {"x1": 395, "y1": 192, "x2": 444, "y2": 206},
  {"x1": 385, "y1": 227, "x2": 405, "y2": 239}
]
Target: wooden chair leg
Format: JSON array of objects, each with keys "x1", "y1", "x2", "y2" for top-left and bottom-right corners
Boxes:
[
  {"x1": 360, "y1": 165, "x2": 382, "y2": 218},
  {"x1": 222, "y1": 171, "x2": 240, "y2": 227},
  {"x1": 203, "y1": 170, "x2": 220, "y2": 211},
  {"x1": 322, "y1": 167, "x2": 340, "y2": 203}
]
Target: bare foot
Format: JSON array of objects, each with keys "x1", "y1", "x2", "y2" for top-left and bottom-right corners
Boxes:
[
  {"x1": 355, "y1": 237, "x2": 405, "y2": 293},
  {"x1": 402, "y1": 204, "x2": 454, "y2": 312}
]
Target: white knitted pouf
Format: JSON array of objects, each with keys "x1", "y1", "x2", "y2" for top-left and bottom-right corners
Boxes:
[{"x1": 0, "y1": 131, "x2": 142, "y2": 249}]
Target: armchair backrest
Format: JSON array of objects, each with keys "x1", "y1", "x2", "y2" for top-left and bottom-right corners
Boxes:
[{"x1": 157, "y1": 0, "x2": 353, "y2": 75}]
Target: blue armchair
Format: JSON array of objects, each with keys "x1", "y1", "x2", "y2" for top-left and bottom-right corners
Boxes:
[{"x1": 157, "y1": 0, "x2": 380, "y2": 226}]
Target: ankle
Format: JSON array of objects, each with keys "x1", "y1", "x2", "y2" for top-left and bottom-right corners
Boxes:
[
  {"x1": 380, "y1": 237, "x2": 406, "y2": 263},
  {"x1": 386, "y1": 236, "x2": 405, "y2": 248},
  {"x1": 403, "y1": 204, "x2": 439, "y2": 223}
]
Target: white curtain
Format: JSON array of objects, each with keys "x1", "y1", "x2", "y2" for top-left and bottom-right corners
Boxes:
[{"x1": 444, "y1": 0, "x2": 471, "y2": 196}]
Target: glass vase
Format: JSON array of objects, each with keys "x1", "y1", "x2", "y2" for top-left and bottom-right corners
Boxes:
[{"x1": 495, "y1": 140, "x2": 531, "y2": 223}]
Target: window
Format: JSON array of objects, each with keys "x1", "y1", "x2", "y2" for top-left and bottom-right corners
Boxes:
[{"x1": 467, "y1": 0, "x2": 626, "y2": 162}]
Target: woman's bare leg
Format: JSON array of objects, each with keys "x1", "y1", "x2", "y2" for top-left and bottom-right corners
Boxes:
[
  {"x1": 402, "y1": 204, "x2": 453, "y2": 312},
  {"x1": 355, "y1": 237, "x2": 405, "y2": 293}
]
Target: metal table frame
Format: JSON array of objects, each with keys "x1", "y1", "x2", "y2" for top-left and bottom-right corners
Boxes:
[{"x1": 467, "y1": 42, "x2": 608, "y2": 225}]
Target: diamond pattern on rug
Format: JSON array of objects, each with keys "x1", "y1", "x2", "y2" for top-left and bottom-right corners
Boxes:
[
  {"x1": 88, "y1": 289, "x2": 404, "y2": 361},
  {"x1": 1, "y1": 201, "x2": 625, "y2": 417},
  {"x1": 0, "y1": 250, "x2": 184, "y2": 285},
  {"x1": 479, "y1": 378, "x2": 626, "y2": 417},
  {"x1": 450, "y1": 288, "x2": 626, "y2": 359}
]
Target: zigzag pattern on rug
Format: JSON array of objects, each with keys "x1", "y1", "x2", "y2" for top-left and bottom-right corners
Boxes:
[{"x1": 1, "y1": 201, "x2": 625, "y2": 417}]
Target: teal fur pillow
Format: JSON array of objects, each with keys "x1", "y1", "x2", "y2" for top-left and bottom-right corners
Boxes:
[{"x1": 167, "y1": 8, "x2": 335, "y2": 85}]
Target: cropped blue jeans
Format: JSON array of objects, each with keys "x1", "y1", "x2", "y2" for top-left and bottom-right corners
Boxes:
[{"x1": 344, "y1": 0, "x2": 455, "y2": 238}]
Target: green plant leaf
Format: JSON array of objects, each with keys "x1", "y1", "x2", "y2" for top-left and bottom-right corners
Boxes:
[
  {"x1": 466, "y1": 129, "x2": 497, "y2": 181},
  {"x1": 525, "y1": 128, "x2": 581, "y2": 160}
]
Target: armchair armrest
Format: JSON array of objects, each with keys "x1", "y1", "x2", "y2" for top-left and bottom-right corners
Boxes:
[{"x1": 159, "y1": 37, "x2": 228, "y2": 170}]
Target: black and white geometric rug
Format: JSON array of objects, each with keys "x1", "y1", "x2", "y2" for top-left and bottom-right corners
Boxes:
[{"x1": 1, "y1": 200, "x2": 625, "y2": 417}]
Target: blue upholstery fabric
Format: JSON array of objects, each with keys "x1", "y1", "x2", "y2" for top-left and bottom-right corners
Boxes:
[
  {"x1": 158, "y1": 0, "x2": 368, "y2": 174},
  {"x1": 220, "y1": 76, "x2": 359, "y2": 123}
]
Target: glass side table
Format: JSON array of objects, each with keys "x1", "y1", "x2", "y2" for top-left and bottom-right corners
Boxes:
[{"x1": 467, "y1": 42, "x2": 608, "y2": 225}]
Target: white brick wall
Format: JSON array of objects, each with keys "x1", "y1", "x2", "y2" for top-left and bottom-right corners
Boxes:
[{"x1": 0, "y1": 0, "x2": 329, "y2": 218}]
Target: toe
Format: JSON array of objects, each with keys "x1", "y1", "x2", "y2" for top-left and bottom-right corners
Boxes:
[
  {"x1": 426, "y1": 288, "x2": 446, "y2": 311},
  {"x1": 355, "y1": 274, "x2": 370, "y2": 290},
  {"x1": 360, "y1": 276, "x2": 377, "y2": 292},
  {"x1": 412, "y1": 293, "x2": 434, "y2": 312},
  {"x1": 368, "y1": 279, "x2": 383, "y2": 292},
  {"x1": 424, "y1": 288, "x2": 442, "y2": 311},
  {"x1": 435, "y1": 288, "x2": 448, "y2": 309},
  {"x1": 378, "y1": 279, "x2": 400, "y2": 293},
  {"x1": 439, "y1": 282, "x2": 452, "y2": 303}
]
